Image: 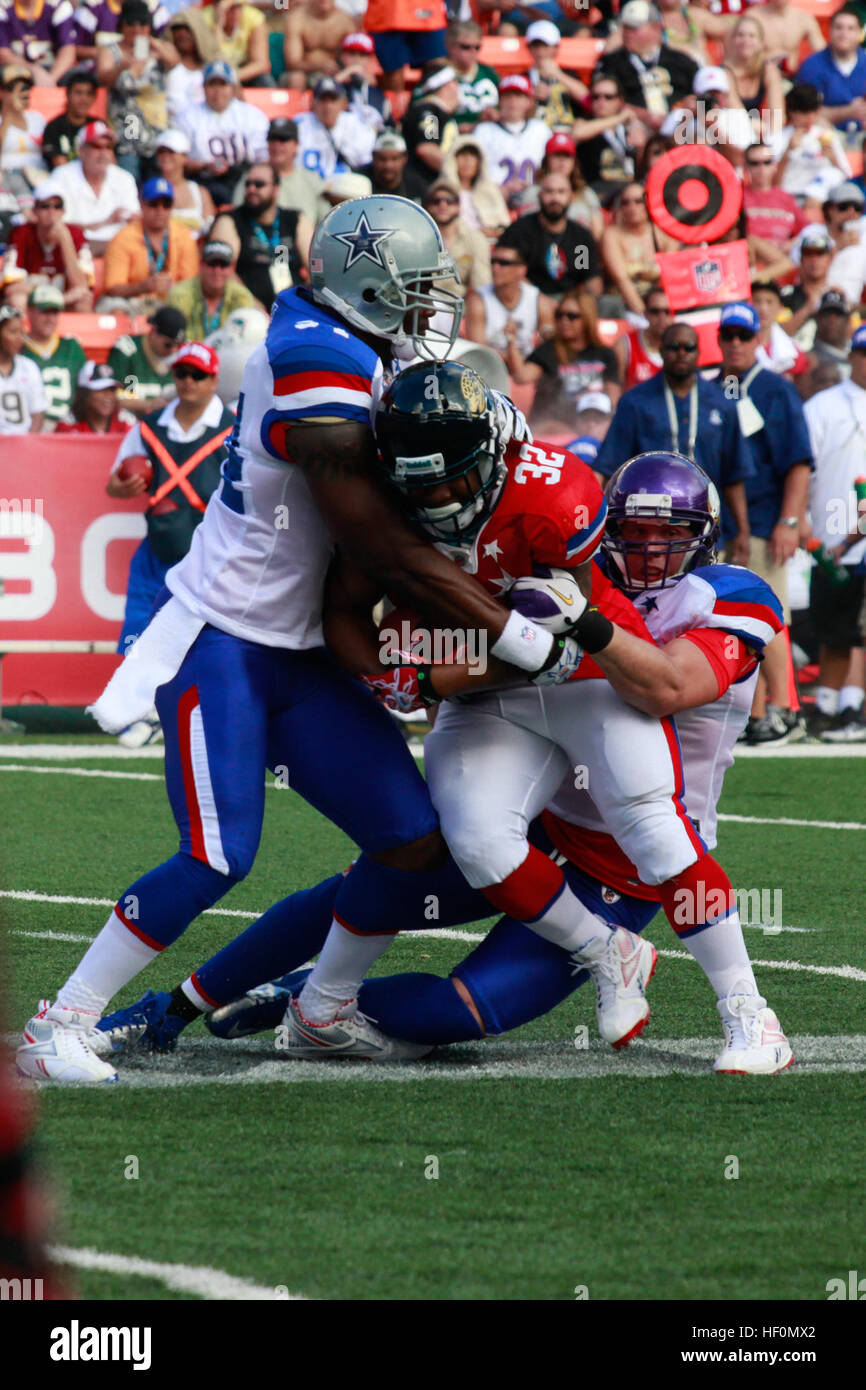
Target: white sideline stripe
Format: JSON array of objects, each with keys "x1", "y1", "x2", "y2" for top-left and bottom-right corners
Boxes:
[
  {"x1": 47, "y1": 1244, "x2": 305, "y2": 1301},
  {"x1": 6, "y1": 898, "x2": 862, "y2": 979},
  {"x1": 56, "y1": 1034, "x2": 866, "y2": 1086},
  {"x1": 718, "y1": 812, "x2": 866, "y2": 831},
  {"x1": 0, "y1": 764, "x2": 165, "y2": 782},
  {"x1": 0, "y1": 743, "x2": 166, "y2": 760},
  {"x1": 734, "y1": 745, "x2": 866, "y2": 759}
]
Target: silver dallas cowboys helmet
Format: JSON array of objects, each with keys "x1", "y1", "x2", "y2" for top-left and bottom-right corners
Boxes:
[{"x1": 308, "y1": 195, "x2": 462, "y2": 358}]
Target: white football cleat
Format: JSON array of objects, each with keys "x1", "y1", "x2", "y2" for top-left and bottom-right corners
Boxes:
[
  {"x1": 17, "y1": 1001, "x2": 118, "y2": 1083},
  {"x1": 281, "y1": 996, "x2": 431, "y2": 1062},
  {"x1": 576, "y1": 928, "x2": 658, "y2": 1049},
  {"x1": 714, "y1": 990, "x2": 793, "y2": 1075}
]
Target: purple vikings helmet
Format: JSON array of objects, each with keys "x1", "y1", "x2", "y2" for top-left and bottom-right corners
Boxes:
[{"x1": 603, "y1": 452, "x2": 721, "y2": 594}]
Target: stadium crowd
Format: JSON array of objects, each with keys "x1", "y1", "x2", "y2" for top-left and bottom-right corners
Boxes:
[{"x1": 2, "y1": 0, "x2": 866, "y2": 744}]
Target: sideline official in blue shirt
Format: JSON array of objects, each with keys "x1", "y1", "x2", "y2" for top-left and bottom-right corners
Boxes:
[{"x1": 594, "y1": 321, "x2": 753, "y2": 562}]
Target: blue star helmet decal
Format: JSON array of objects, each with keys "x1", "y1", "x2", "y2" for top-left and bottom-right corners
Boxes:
[{"x1": 334, "y1": 212, "x2": 396, "y2": 272}]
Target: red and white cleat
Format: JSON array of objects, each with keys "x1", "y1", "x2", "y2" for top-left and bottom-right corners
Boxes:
[
  {"x1": 17, "y1": 1001, "x2": 118, "y2": 1083},
  {"x1": 714, "y1": 991, "x2": 793, "y2": 1075},
  {"x1": 576, "y1": 929, "x2": 658, "y2": 1049}
]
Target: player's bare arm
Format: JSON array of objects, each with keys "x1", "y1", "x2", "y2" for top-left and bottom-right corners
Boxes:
[{"x1": 586, "y1": 626, "x2": 727, "y2": 717}]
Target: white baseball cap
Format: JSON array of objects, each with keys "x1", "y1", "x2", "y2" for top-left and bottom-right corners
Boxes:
[
  {"x1": 576, "y1": 391, "x2": 612, "y2": 415},
  {"x1": 155, "y1": 127, "x2": 191, "y2": 155},
  {"x1": 526, "y1": 20, "x2": 561, "y2": 47},
  {"x1": 694, "y1": 66, "x2": 730, "y2": 96}
]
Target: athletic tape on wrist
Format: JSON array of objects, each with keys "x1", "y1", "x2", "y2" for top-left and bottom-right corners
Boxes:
[{"x1": 491, "y1": 610, "x2": 555, "y2": 672}]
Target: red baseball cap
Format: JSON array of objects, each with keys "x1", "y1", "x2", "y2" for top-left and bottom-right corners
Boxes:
[
  {"x1": 172, "y1": 341, "x2": 220, "y2": 376},
  {"x1": 77, "y1": 119, "x2": 117, "y2": 149},
  {"x1": 499, "y1": 74, "x2": 533, "y2": 97},
  {"x1": 546, "y1": 132, "x2": 577, "y2": 156},
  {"x1": 342, "y1": 31, "x2": 374, "y2": 53}
]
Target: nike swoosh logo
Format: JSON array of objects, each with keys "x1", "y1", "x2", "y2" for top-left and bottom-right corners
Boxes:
[{"x1": 549, "y1": 587, "x2": 574, "y2": 606}]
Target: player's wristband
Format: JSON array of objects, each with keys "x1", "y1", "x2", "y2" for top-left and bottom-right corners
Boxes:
[
  {"x1": 570, "y1": 606, "x2": 615, "y2": 655},
  {"x1": 491, "y1": 610, "x2": 554, "y2": 672},
  {"x1": 414, "y1": 664, "x2": 440, "y2": 706}
]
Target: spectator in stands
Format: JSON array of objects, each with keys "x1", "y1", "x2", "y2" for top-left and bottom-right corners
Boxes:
[
  {"x1": 446, "y1": 20, "x2": 498, "y2": 130},
  {"x1": 573, "y1": 74, "x2": 641, "y2": 193},
  {"x1": 241, "y1": 117, "x2": 325, "y2": 225},
  {"x1": 715, "y1": 207, "x2": 795, "y2": 284},
  {"x1": 797, "y1": 9, "x2": 866, "y2": 134},
  {"x1": 441, "y1": 133, "x2": 508, "y2": 239},
  {"x1": 0, "y1": 305, "x2": 46, "y2": 433},
  {"x1": 757, "y1": 0, "x2": 825, "y2": 75},
  {"x1": 95, "y1": 0, "x2": 177, "y2": 182},
  {"x1": 75, "y1": 0, "x2": 170, "y2": 64},
  {"x1": 198, "y1": 0, "x2": 271, "y2": 87},
  {"x1": 21, "y1": 283, "x2": 84, "y2": 427},
  {"x1": 154, "y1": 128, "x2": 214, "y2": 236},
  {"x1": 505, "y1": 290, "x2": 621, "y2": 432},
  {"x1": 0, "y1": 64, "x2": 47, "y2": 199},
  {"x1": 471, "y1": 73, "x2": 550, "y2": 201},
  {"x1": 422, "y1": 178, "x2": 491, "y2": 295},
  {"x1": 572, "y1": 390, "x2": 613, "y2": 445},
  {"x1": 498, "y1": 170, "x2": 602, "y2": 298},
  {"x1": 41, "y1": 68, "x2": 98, "y2": 167},
  {"x1": 772, "y1": 82, "x2": 850, "y2": 208},
  {"x1": 50, "y1": 119, "x2": 140, "y2": 255},
  {"x1": 107, "y1": 341, "x2": 233, "y2": 714},
  {"x1": 463, "y1": 240, "x2": 554, "y2": 360},
  {"x1": 723, "y1": 14, "x2": 784, "y2": 123},
  {"x1": 753, "y1": 278, "x2": 812, "y2": 378},
  {"x1": 336, "y1": 32, "x2": 392, "y2": 132},
  {"x1": 594, "y1": 1, "x2": 698, "y2": 131},
  {"x1": 55, "y1": 359, "x2": 133, "y2": 434},
  {"x1": 601, "y1": 181, "x2": 678, "y2": 317},
  {"x1": 359, "y1": 129, "x2": 427, "y2": 202},
  {"x1": 595, "y1": 321, "x2": 753, "y2": 561},
  {"x1": 742, "y1": 142, "x2": 808, "y2": 250},
  {"x1": 712, "y1": 301, "x2": 812, "y2": 745},
  {"x1": 364, "y1": 0, "x2": 448, "y2": 94},
  {"x1": 282, "y1": 0, "x2": 354, "y2": 92},
  {"x1": 809, "y1": 288, "x2": 854, "y2": 385},
  {"x1": 0, "y1": 0, "x2": 76, "y2": 88},
  {"x1": 781, "y1": 224, "x2": 838, "y2": 346},
  {"x1": 823, "y1": 181, "x2": 866, "y2": 310},
  {"x1": 802, "y1": 328, "x2": 866, "y2": 741},
  {"x1": 295, "y1": 76, "x2": 374, "y2": 182},
  {"x1": 164, "y1": 12, "x2": 211, "y2": 123},
  {"x1": 4, "y1": 179, "x2": 93, "y2": 310},
  {"x1": 401, "y1": 62, "x2": 461, "y2": 191},
  {"x1": 662, "y1": 66, "x2": 755, "y2": 167},
  {"x1": 167, "y1": 237, "x2": 260, "y2": 339},
  {"x1": 539, "y1": 134, "x2": 603, "y2": 241},
  {"x1": 526, "y1": 19, "x2": 588, "y2": 123},
  {"x1": 634, "y1": 131, "x2": 673, "y2": 181},
  {"x1": 100, "y1": 175, "x2": 199, "y2": 314},
  {"x1": 211, "y1": 162, "x2": 312, "y2": 311},
  {"x1": 622, "y1": 285, "x2": 671, "y2": 388},
  {"x1": 177, "y1": 59, "x2": 269, "y2": 206},
  {"x1": 108, "y1": 303, "x2": 186, "y2": 417},
  {"x1": 652, "y1": 0, "x2": 731, "y2": 65}
]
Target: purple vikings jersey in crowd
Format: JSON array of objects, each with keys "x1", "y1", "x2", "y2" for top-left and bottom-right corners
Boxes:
[
  {"x1": 0, "y1": 0, "x2": 77, "y2": 63},
  {"x1": 73, "y1": 0, "x2": 167, "y2": 48}
]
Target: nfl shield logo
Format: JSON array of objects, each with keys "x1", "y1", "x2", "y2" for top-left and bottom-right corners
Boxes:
[{"x1": 694, "y1": 259, "x2": 722, "y2": 294}]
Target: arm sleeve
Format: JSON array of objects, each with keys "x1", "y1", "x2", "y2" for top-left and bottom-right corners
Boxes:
[{"x1": 681, "y1": 625, "x2": 758, "y2": 696}]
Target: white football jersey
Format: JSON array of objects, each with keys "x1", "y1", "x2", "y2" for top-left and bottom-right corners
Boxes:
[
  {"x1": 471, "y1": 119, "x2": 551, "y2": 187},
  {"x1": 166, "y1": 287, "x2": 387, "y2": 649},
  {"x1": 548, "y1": 565, "x2": 783, "y2": 852},
  {"x1": 177, "y1": 98, "x2": 269, "y2": 169},
  {"x1": 295, "y1": 111, "x2": 376, "y2": 182},
  {"x1": 0, "y1": 355, "x2": 48, "y2": 434}
]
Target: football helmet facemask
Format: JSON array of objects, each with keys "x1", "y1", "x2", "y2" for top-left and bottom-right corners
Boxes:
[
  {"x1": 603, "y1": 451, "x2": 721, "y2": 594},
  {"x1": 375, "y1": 361, "x2": 505, "y2": 544},
  {"x1": 308, "y1": 195, "x2": 462, "y2": 359}
]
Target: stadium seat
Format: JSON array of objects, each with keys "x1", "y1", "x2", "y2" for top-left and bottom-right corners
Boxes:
[
  {"x1": 28, "y1": 86, "x2": 107, "y2": 123},
  {"x1": 479, "y1": 36, "x2": 604, "y2": 82},
  {"x1": 241, "y1": 87, "x2": 311, "y2": 117},
  {"x1": 56, "y1": 312, "x2": 149, "y2": 363}
]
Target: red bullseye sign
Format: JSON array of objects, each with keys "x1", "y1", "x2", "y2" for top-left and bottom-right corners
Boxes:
[{"x1": 646, "y1": 145, "x2": 742, "y2": 245}]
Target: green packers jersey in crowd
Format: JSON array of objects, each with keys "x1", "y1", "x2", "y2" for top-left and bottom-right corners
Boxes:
[
  {"x1": 21, "y1": 334, "x2": 87, "y2": 425},
  {"x1": 107, "y1": 333, "x2": 174, "y2": 407},
  {"x1": 455, "y1": 64, "x2": 500, "y2": 126}
]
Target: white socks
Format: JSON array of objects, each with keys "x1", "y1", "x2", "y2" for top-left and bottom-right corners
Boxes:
[
  {"x1": 297, "y1": 919, "x2": 396, "y2": 1023},
  {"x1": 56, "y1": 910, "x2": 160, "y2": 1016},
  {"x1": 815, "y1": 685, "x2": 840, "y2": 717},
  {"x1": 839, "y1": 684, "x2": 864, "y2": 714},
  {"x1": 682, "y1": 909, "x2": 758, "y2": 1001},
  {"x1": 524, "y1": 882, "x2": 613, "y2": 956}
]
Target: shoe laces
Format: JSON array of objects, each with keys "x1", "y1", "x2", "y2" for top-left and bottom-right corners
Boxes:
[{"x1": 719, "y1": 984, "x2": 767, "y2": 1048}]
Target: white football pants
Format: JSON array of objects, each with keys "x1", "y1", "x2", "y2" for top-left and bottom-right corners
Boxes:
[{"x1": 424, "y1": 680, "x2": 702, "y2": 890}]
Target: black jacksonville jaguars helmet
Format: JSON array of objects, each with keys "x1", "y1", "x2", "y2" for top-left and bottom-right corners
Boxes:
[{"x1": 374, "y1": 361, "x2": 504, "y2": 544}]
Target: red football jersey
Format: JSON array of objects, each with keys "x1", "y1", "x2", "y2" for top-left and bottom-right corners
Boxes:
[
  {"x1": 8, "y1": 223, "x2": 91, "y2": 284},
  {"x1": 624, "y1": 328, "x2": 662, "y2": 390}
]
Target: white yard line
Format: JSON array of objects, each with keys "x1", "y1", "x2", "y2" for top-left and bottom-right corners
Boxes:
[
  {"x1": 0, "y1": 744, "x2": 165, "y2": 760},
  {"x1": 47, "y1": 1244, "x2": 304, "y2": 1300},
  {"x1": 718, "y1": 812, "x2": 866, "y2": 831},
  {"x1": 37, "y1": 1034, "x2": 866, "y2": 1087}
]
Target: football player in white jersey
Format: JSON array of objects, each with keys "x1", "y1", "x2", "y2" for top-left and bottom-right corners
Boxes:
[
  {"x1": 0, "y1": 307, "x2": 47, "y2": 434},
  {"x1": 17, "y1": 197, "x2": 585, "y2": 1083}
]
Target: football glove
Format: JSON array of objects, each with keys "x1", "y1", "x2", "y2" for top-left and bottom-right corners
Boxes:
[
  {"x1": 530, "y1": 635, "x2": 585, "y2": 686},
  {"x1": 360, "y1": 666, "x2": 437, "y2": 712},
  {"x1": 490, "y1": 389, "x2": 532, "y2": 450}
]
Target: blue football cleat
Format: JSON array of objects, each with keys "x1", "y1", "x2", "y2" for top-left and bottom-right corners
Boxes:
[
  {"x1": 97, "y1": 990, "x2": 188, "y2": 1053},
  {"x1": 206, "y1": 982, "x2": 295, "y2": 1039}
]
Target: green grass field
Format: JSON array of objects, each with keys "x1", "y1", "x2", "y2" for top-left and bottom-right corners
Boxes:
[{"x1": 3, "y1": 740, "x2": 866, "y2": 1302}]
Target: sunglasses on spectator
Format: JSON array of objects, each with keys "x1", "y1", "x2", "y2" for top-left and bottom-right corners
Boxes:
[
  {"x1": 647, "y1": 305, "x2": 671, "y2": 315},
  {"x1": 245, "y1": 179, "x2": 269, "y2": 188},
  {"x1": 428, "y1": 195, "x2": 458, "y2": 205},
  {"x1": 173, "y1": 366, "x2": 209, "y2": 381},
  {"x1": 833, "y1": 201, "x2": 861, "y2": 212},
  {"x1": 145, "y1": 197, "x2": 172, "y2": 208},
  {"x1": 554, "y1": 309, "x2": 581, "y2": 320},
  {"x1": 802, "y1": 245, "x2": 830, "y2": 255},
  {"x1": 719, "y1": 327, "x2": 755, "y2": 342},
  {"x1": 491, "y1": 255, "x2": 521, "y2": 266},
  {"x1": 664, "y1": 340, "x2": 698, "y2": 353},
  {"x1": 746, "y1": 157, "x2": 773, "y2": 166},
  {"x1": 37, "y1": 200, "x2": 64, "y2": 211},
  {"x1": 456, "y1": 41, "x2": 481, "y2": 50}
]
